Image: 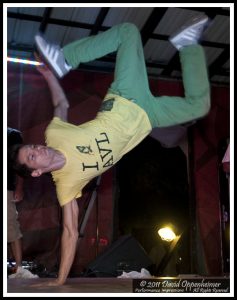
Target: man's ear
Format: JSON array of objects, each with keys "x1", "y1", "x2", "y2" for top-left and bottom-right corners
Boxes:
[{"x1": 31, "y1": 169, "x2": 42, "y2": 177}]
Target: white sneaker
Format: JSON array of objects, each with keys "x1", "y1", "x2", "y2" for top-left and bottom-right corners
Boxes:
[
  {"x1": 8, "y1": 266, "x2": 39, "y2": 279},
  {"x1": 35, "y1": 34, "x2": 72, "y2": 78},
  {"x1": 169, "y1": 15, "x2": 209, "y2": 50}
]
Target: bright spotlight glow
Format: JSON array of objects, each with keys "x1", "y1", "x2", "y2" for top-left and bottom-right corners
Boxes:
[
  {"x1": 7, "y1": 57, "x2": 43, "y2": 66},
  {"x1": 158, "y1": 227, "x2": 176, "y2": 242}
]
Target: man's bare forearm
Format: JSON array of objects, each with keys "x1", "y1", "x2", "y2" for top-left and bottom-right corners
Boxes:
[
  {"x1": 56, "y1": 229, "x2": 78, "y2": 285},
  {"x1": 42, "y1": 72, "x2": 69, "y2": 109},
  {"x1": 29, "y1": 200, "x2": 79, "y2": 287},
  {"x1": 56, "y1": 198, "x2": 79, "y2": 285}
]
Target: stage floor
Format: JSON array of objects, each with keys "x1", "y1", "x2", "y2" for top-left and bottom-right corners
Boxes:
[
  {"x1": 7, "y1": 275, "x2": 231, "y2": 295},
  {"x1": 7, "y1": 277, "x2": 133, "y2": 293}
]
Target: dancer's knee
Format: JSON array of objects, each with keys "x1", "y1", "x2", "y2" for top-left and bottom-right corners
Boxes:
[
  {"x1": 194, "y1": 94, "x2": 211, "y2": 119},
  {"x1": 202, "y1": 94, "x2": 211, "y2": 116},
  {"x1": 121, "y1": 22, "x2": 140, "y2": 36}
]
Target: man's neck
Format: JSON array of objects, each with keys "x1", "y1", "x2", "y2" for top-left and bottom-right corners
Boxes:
[
  {"x1": 45, "y1": 148, "x2": 66, "y2": 172},
  {"x1": 53, "y1": 149, "x2": 66, "y2": 171}
]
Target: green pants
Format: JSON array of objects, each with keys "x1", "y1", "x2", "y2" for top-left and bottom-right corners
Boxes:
[{"x1": 63, "y1": 23, "x2": 210, "y2": 128}]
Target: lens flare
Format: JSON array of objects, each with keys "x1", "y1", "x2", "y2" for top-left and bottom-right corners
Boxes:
[{"x1": 7, "y1": 57, "x2": 43, "y2": 66}]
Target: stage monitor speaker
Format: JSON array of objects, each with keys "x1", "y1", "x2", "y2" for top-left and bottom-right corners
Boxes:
[{"x1": 83, "y1": 234, "x2": 154, "y2": 277}]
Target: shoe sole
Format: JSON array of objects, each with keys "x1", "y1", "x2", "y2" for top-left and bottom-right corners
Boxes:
[
  {"x1": 169, "y1": 16, "x2": 209, "y2": 43},
  {"x1": 35, "y1": 36, "x2": 64, "y2": 78}
]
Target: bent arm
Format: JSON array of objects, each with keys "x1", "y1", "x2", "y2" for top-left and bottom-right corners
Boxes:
[
  {"x1": 36, "y1": 57, "x2": 69, "y2": 121},
  {"x1": 57, "y1": 198, "x2": 79, "y2": 285},
  {"x1": 45, "y1": 71, "x2": 69, "y2": 121}
]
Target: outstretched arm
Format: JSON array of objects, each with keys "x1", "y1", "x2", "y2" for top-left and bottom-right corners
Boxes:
[
  {"x1": 35, "y1": 54, "x2": 69, "y2": 121},
  {"x1": 57, "y1": 198, "x2": 79, "y2": 285}
]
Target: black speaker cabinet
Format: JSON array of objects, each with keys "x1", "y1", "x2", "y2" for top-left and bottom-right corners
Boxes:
[{"x1": 83, "y1": 234, "x2": 154, "y2": 277}]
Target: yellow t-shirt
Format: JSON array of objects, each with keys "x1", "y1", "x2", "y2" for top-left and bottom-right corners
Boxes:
[{"x1": 45, "y1": 93, "x2": 152, "y2": 206}]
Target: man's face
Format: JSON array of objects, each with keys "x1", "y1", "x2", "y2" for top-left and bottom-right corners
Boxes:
[{"x1": 18, "y1": 144, "x2": 54, "y2": 171}]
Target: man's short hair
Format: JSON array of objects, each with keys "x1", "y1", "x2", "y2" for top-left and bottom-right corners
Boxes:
[{"x1": 8, "y1": 144, "x2": 34, "y2": 178}]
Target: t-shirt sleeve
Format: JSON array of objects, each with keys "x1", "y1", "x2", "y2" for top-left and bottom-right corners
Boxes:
[{"x1": 56, "y1": 182, "x2": 83, "y2": 207}]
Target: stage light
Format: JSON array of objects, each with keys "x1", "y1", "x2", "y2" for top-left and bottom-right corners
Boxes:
[
  {"x1": 7, "y1": 57, "x2": 43, "y2": 66},
  {"x1": 155, "y1": 225, "x2": 183, "y2": 276},
  {"x1": 158, "y1": 226, "x2": 177, "y2": 242}
]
